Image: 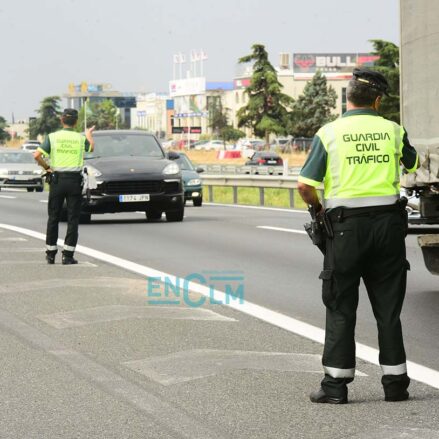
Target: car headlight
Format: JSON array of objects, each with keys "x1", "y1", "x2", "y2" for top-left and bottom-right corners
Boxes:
[
  {"x1": 163, "y1": 163, "x2": 180, "y2": 175},
  {"x1": 0, "y1": 168, "x2": 9, "y2": 176},
  {"x1": 33, "y1": 169, "x2": 43, "y2": 175},
  {"x1": 186, "y1": 178, "x2": 201, "y2": 186},
  {"x1": 85, "y1": 165, "x2": 102, "y2": 177}
]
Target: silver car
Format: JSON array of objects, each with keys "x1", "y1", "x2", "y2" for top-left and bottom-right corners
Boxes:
[{"x1": 0, "y1": 149, "x2": 44, "y2": 192}]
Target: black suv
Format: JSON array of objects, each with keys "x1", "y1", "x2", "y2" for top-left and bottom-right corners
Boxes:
[{"x1": 78, "y1": 130, "x2": 184, "y2": 222}]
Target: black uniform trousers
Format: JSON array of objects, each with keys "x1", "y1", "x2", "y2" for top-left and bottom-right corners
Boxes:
[
  {"x1": 46, "y1": 172, "x2": 83, "y2": 257},
  {"x1": 320, "y1": 206, "x2": 410, "y2": 398}
]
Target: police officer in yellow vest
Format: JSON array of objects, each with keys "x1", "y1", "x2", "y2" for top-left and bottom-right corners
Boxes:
[
  {"x1": 298, "y1": 68, "x2": 418, "y2": 404},
  {"x1": 34, "y1": 109, "x2": 95, "y2": 265}
]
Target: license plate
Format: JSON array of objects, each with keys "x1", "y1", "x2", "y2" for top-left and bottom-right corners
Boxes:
[
  {"x1": 267, "y1": 160, "x2": 277, "y2": 164},
  {"x1": 118, "y1": 194, "x2": 150, "y2": 202}
]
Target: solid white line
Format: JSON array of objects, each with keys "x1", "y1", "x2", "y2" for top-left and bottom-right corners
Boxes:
[
  {"x1": 39, "y1": 200, "x2": 48, "y2": 204},
  {"x1": 0, "y1": 195, "x2": 16, "y2": 199},
  {"x1": 1, "y1": 222, "x2": 438, "y2": 390},
  {"x1": 257, "y1": 226, "x2": 307, "y2": 235},
  {"x1": 204, "y1": 202, "x2": 307, "y2": 214}
]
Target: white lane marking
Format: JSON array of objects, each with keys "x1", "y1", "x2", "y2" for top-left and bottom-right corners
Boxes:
[
  {"x1": 0, "y1": 237, "x2": 27, "y2": 242},
  {"x1": 2, "y1": 223, "x2": 439, "y2": 390},
  {"x1": 124, "y1": 350, "x2": 367, "y2": 386},
  {"x1": 39, "y1": 200, "x2": 48, "y2": 203},
  {"x1": 257, "y1": 226, "x2": 307, "y2": 235},
  {"x1": 38, "y1": 305, "x2": 236, "y2": 329},
  {"x1": 204, "y1": 202, "x2": 307, "y2": 214},
  {"x1": 0, "y1": 195, "x2": 16, "y2": 199}
]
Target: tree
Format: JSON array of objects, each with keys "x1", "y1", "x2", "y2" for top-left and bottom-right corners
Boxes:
[
  {"x1": 237, "y1": 44, "x2": 293, "y2": 146},
  {"x1": 77, "y1": 99, "x2": 121, "y2": 131},
  {"x1": 221, "y1": 126, "x2": 245, "y2": 143},
  {"x1": 0, "y1": 116, "x2": 11, "y2": 144},
  {"x1": 207, "y1": 96, "x2": 245, "y2": 146},
  {"x1": 370, "y1": 39, "x2": 400, "y2": 123},
  {"x1": 30, "y1": 96, "x2": 62, "y2": 138},
  {"x1": 289, "y1": 71, "x2": 337, "y2": 138},
  {"x1": 208, "y1": 97, "x2": 228, "y2": 138}
]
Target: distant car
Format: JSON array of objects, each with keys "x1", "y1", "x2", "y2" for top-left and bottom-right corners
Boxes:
[
  {"x1": 194, "y1": 140, "x2": 225, "y2": 151},
  {"x1": 21, "y1": 140, "x2": 41, "y2": 151},
  {"x1": 0, "y1": 149, "x2": 44, "y2": 192},
  {"x1": 245, "y1": 151, "x2": 283, "y2": 167},
  {"x1": 237, "y1": 139, "x2": 266, "y2": 151},
  {"x1": 70, "y1": 130, "x2": 184, "y2": 223},
  {"x1": 170, "y1": 152, "x2": 203, "y2": 206}
]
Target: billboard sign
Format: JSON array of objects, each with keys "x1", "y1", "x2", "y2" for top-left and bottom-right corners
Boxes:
[
  {"x1": 172, "y1": 126, "x2": 202, "y2": 134},
  {"x1": 173, "y1": 95, "x2": 207, "y2": 117},
  {"x1": 169, "y1": 77, "x2": 206, "y2": 97},
  {"x1": 293, "y1": 53, "x2": 380, "y2": 79}
]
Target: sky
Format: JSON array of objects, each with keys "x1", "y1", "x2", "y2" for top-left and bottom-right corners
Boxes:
[{"x1": 1, "y1": 0, "x2": 399, "y2": 121}]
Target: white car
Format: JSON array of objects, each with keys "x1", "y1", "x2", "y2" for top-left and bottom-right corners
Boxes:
[
  {"x1": 194, "y1": 140, "x2": 225, "y2": 151},
  {"x1": 0, "y1": 149, "x2": 44, "y2": 192},
  {"x1": 21, "y1": 140, "x2": 41, "y2": 151}
]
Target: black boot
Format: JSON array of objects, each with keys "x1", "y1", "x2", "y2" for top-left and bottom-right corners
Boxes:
[
  {"x1": 62, "y1": 252, "x2": 78, "y2": 265},
  {"x1": 46, "y1": 251, "x2": 57, "y2": 265},
  {"x1": 310, "y1": 388, "x2": 348, "y2": 404},
  {"x1": 385, "y1": 390, "x2": 409, "y2": 402}
]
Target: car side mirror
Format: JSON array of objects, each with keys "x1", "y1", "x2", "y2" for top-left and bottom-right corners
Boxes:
[
  {"x1": 196, "y1": 167, "x2": 204, "y2": 173},
  {"x1": 167, "y1": 151, "x2": 180, "y2": 160}
]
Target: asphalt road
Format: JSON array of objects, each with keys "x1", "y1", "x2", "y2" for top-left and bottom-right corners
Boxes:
[{"x1": 0, "y1": 189, "x2": 438, "y2": 373}]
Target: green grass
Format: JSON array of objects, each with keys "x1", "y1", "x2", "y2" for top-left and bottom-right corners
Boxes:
[{"x1": 205, "y1": 186, "x2": 308, "y2": 209}]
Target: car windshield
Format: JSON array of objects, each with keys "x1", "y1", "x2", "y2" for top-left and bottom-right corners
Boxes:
[
  {"x1": 85, "y1": 133, "x2": 164, "y2": 159},
  {"x1": 0, "y1": 152, "x2": 35, "y2": 164},
  {"x1": 175, "y1": 154, "x2": 194, "y2": 171}
]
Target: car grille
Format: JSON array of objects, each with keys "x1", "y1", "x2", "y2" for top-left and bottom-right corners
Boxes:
[
  {"x1": 8, "y1": 171, "x2": 34, "y2": 175},
  {"x1": 164, "y1": 181, "x2": 180, "y2": 193},
  {"x1": 103, "y1": 180, "x2": 163, "y2": 194}
]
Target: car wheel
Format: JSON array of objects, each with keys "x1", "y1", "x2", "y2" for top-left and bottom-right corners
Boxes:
[
  {"x1": 146, "y1": 209, "x2": 162, "y2": 221},
  {"x1": 36, "y1": 187, "x2": 44, "y2": 192},
  {"x1": 27, "y1": 188, "x2": 35, "y2": 192},
  {"x1": 193, "y1": 197, "x2": 202, "y2": 207},
  {"x1": 166, "y1": 207, "x2": 184, "y2": 222},
  {"x1": 79, "y1": 213, "x2": 91, "y2": 224}
]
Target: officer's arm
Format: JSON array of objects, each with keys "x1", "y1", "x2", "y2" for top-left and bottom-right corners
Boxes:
[
  {"x1": 85, "y1": 125, "x2": 95, "y2": 152},
  {"x1": 400, "y1": 128, "x2": 419, "y2": 172},
  {"x1": 297, "y1": 135, "x2": 327, "y2": 212},
  {"x1": 33, "y1": 136, "x2": 51, "y2": 171},
  {"x1": 298, "y1": 182, "x2": 322, "y2": 212}
]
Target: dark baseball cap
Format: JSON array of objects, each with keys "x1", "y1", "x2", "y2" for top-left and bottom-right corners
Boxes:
[
  {"x1": 62, "y1": 108, "x2": 78, "y2": 118},
  {"x1": 352, "y1": 68, "x2": 390, "y2": 96}
]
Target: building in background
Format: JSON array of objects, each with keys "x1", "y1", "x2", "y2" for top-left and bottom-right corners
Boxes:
[
  {"x1": 169, "y1": 77, "x2": 234, "y2": 141},
  {"x1": 131, "y1": 93, "x2": 169, "y2": 139},
  {"x1": 63, "y1": 82, "x2": 136, "y2": 128}
]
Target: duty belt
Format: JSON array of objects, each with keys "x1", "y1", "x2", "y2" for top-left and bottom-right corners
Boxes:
[{"x1": 327, "y1": 198, "x2": 408, "y2": 223}]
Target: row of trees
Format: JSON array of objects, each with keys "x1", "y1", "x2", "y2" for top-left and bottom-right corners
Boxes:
[{"x1": 234, "y1": 40, "x2": 400, "y2": 142}]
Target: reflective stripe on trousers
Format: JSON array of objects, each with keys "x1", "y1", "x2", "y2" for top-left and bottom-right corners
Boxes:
[
  {"x1": 324, "y1": 366, "x2": 355, "y2": 379},
  {"x1": 381, "y1": 363, "x2": 407, "y2": 375}
]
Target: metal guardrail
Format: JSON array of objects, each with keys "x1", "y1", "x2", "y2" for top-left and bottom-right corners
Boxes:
[
  {"x1": 201, "y1": 174, "x2": 323, "y2": 209},
  {"x1": 198, "y1": 164, "x2": 301, "y2": 176}
]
